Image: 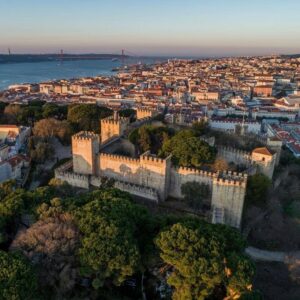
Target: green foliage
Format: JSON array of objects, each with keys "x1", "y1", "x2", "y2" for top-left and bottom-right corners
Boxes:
[
  {"x1": 75, "y1": 191, "x2": 143, "y2": 287},
  {"x1": 0, "y1": 250, "x2": 39, "y2": 300},
  {"x1": 0, "y1": 182, "x2": 258, "y2": 299},
  {"x1": 0, "y1": 101, "x2": 7, "y2": 114},
  {"x1": 160, "y1": 129, "x2": 217, "y2": 167},
  {"x1": 155, "y1": 220, "x2": 253, "y2": 300},
  {"x1": 67, "y1": 104, "x2": 112, "y2": 132},
  {"x1": 129, "y1": 125, "x2": 174, "y2": 154},
  {"x1": 0, "y1": 180, "x2": 17, "y2": 200},
  {"x1": 192, "y1": 120, "x2": 209, "y2": 136},
  {"x1": 42, "y1": 103, "x2": 67, "y2": 119},
  {"x1": 128, "y1": 128, "x2": 139, "y2": 145},
  {"x1": 0, "y1": 189, "x2": 27, "y2": 243},
  {"x1": 240, "y1": 290, "x2": 264, "y2": 300},
  {"x1": 181, "y1": 181, "x2": 210, "y2": 209},
  {"x1": 28, "y1": 137, "x2": 54, "y2": 163},
  {"x1": 246, "y1": 174, "x2": 271, "y2": 206},
  {"x1": 119, "y1": 108, "x2": 136, "y2": 122}
]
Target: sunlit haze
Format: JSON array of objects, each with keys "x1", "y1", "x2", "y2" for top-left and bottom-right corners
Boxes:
[{"x1": 1, "y1": 0, "x2": 300, "y2": 56}]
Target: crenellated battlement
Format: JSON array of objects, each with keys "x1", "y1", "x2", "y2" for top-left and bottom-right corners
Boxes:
[
  {"x1": 55, "y1": 160, "x2": 89, "y2": 189},
  {"x1": 72, "y1": 131, "x2": 99, "y2": 141},
  {"x1": 99, "y1": 152, "x2": 140, "y2": 164},
  {"x1": 136, "y1": 107, "x2": 157, "y2": 120},
  {"x1": 101, "y1": 116, "x2": 129, "y2": 125},
  {"x1": 217, "y1": 146, "x2": 251, "y2": 157},
  {"x1": 211, "y1": 119, "x2": 259, "y2": 125},
  {"x1": 176, "y1": 166, "x2": 217, "y2": 177},
  {"x1": 213, "y1": 171, "x2": 247, "y2": 187},
  {"x1": 140, "y1": 151, "x2": 171, "y2": 166},
  {"x1": 219, "y1": 170, "x2": 248, "y2": 180}
]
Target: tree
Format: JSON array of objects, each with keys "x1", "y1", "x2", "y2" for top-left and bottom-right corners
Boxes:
[
  {"x1": 138, "y1": 126, "x2": 152, "y2": 152},
  {"x1": 42, "y1": 103, "x2": 68, "y2": 120},
  {"x1": 74, "y1": 191, "x2": 142, "y2": 288},
  {"x1": 29, "y1": 138, "x2": 54, "y2": 163},
  {"x1": 33, "y1": 118, "x2": 59, "y2": 138},
  {"x1": 181, "y1": 181, "x2": 210, "y2": 209},
  {"x1": 155, "y1": 220, "x2": 254, "y2": 300},
  {"x1": 0, "y1": 250, "x2": 39, "y2": 300},
  {"x1": 192, "y1": 120, "x2": 208, "y2": 136},
  {"x1": 119, "y1": 108, "x2": 136, "y2": 122},
  {"x1": 3, "y1": 104, "x2": 22, "y2": 123},
  {"x1": 67, "y1": 104, "x2": 112, "y2": 133},
  {"x1": 212, "y1": 158, "x2": 230, "y2": 172},
  {"x1": 33, "y1": 118, "x2": 72, "y2": 144},
  {"x1": 160, "y1": 129, "x2": 216, "y2": 167},
  {"x1": 17, "y1": 105, "x2": 43, "y2": 125},
  {"x1": 11, "y1": 212, "x2": 79, "y2": 296},
  {"x1": 129, "y1": 125, "x2": 174, "y2": 154},
  {"x1": 0, "y1": 189, "x2": 26, "y2": 244},
  {"x1": 246, "y1": 174, "x2": 271, "y2": 206},
  {"x1": 0, "y1": 179, "x2": 16, "y2": 200}
]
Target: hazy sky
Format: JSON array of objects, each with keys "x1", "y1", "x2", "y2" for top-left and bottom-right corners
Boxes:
[{"x1": 1, "y1": 0, "x2": 300, "y2": 56}]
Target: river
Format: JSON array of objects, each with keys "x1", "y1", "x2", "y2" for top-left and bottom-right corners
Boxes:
[{"x1": 0, "y1": 57, "x2": 165, "y2": 91}]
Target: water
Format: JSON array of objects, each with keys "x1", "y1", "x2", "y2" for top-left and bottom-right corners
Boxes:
[{"x1": 0, "y1": 57, "x2": 164, "y2": 91}]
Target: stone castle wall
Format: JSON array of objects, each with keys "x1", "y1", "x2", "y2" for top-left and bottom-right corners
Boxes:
[
  {"x1": 55, "y1": 161, "x2": 89, "y2": 189},
  {"x1": 98, "y1": 151, "x2": 172, "y2": 200},
  {"x1": 60, "y1": 112, "x2": 254, "y2": 229},
  {"x1": 211, "y1": 172, "x2": 247, "y2": 228},
  {"x1": 217, "y1": 146, "x2": 251, "y2": 166},
  {"x1": 114, "y1": 181, "x2": 159, "y2": 202},
  {"x1": 169, "y1": 167, "x2": 215, "y2": 198}
]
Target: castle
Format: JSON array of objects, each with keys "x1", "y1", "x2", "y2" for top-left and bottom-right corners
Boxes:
[{"x1": 55, "y1": 108, "x2": 281, "y2": 229}]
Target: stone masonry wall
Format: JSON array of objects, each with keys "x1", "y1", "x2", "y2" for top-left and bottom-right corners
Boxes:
[
  {"x1": 168, "y1": 167, "x2": 215, "y2": 198},
  {"x1": 211, "y1": 174, "x2": 247, "y2": 228},
  {"x1": 98, "y1": 151, "x2": 171, "y2": 200},
  {"x1": 217, "y1": 146, "x2": 251, "y2": 166}
]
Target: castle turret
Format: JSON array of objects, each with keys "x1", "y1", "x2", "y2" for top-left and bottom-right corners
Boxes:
[
  {"x1": 136, "y1": 107, "x2": 158, "y2": 120},
  {"x1": 100, "y1": 112, "x2": 129, "y2": 144},
  {"x1": 251, "y1": 147, "x2": 276, "y2": 179},
  {"x1": 211, "y1": 171, "x2": 247, "y2": 229},
  {"x1": 72, "y1": 131, "x2": 99, "y2": 175}
]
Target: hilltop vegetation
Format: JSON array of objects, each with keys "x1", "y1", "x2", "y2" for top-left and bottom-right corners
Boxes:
[{"x1": 0, "y1": 179, "x2": 259, "y2": 300}]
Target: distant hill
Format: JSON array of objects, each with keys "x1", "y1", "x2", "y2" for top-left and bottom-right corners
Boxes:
[
  {"x1": 281, "y1": 54, "x2": 300, "y2": 58},
  {"x1": 0, "y1": 54, "x2": 129, "y2": 64}
]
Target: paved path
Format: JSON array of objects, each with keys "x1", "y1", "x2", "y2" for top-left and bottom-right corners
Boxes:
[{"x1": 246, "y1": 246, "x2": 300, "y2": 264}]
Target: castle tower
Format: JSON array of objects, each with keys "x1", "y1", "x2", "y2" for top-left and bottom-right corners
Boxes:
[
  {"x1": 136, "y1": 107, "x2": 158, "y2": 120},
  {"x1": 211, "y1": 172, "x2": 247, "y2": 229},
  {"x1": 251, "y1": 147, "x2": 276, "y2": 179},
  {"x1": 72, "y1": 131, "x2": 99, "y2": 175},
  {"x1": 100, "y1": 112, "x2": 129, "y2": 144}
]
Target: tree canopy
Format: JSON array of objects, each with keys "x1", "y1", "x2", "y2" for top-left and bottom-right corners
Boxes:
[
  {"x1": 160, "y1": 129, "x2": 217, "y2": 167},
  {"x1": 155, "y1": 220, "x2": 255, "y2": 300},
  {"x1": 74, "y1": 190, "x2": 146, "y2": 288},
  {"x1": 0, "y1": 182, "x2": 259, "y2": 299},
  {"x1": 0, "y1": 250, "x2": 39, "y2": 300},
  {"x1": 129, "y1": 125, "x2": 174, "y2": 154},
  {"x1": 67, "y1": 104, "x2": 112, "y2": 132},
  {"x1": 246, "y1": 174, "x2": 271, "y2": 206}
]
